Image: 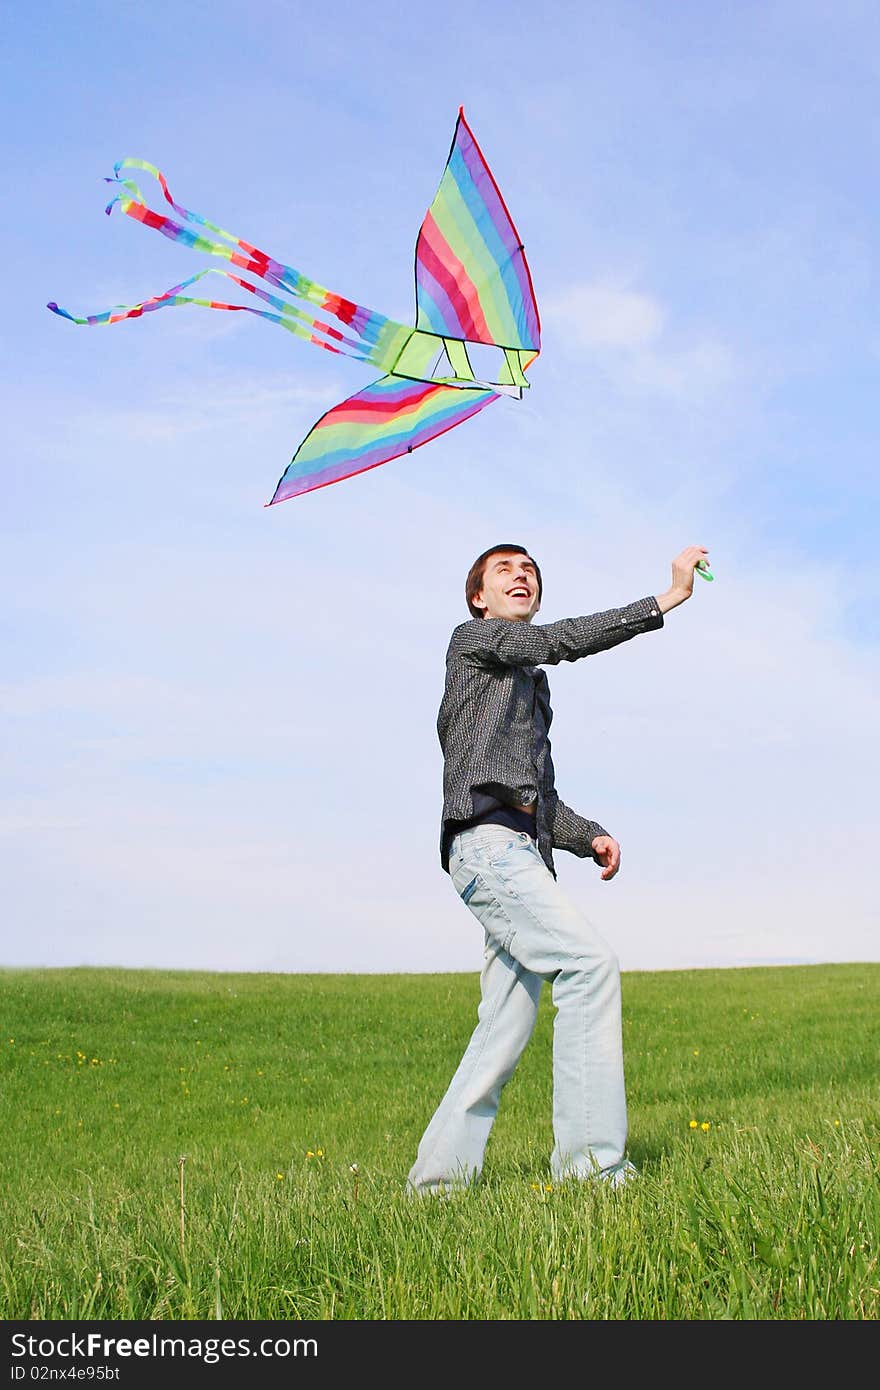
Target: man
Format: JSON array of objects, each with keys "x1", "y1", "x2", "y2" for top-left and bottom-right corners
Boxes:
[{"x1": 406, "y1": 542, "x2": 709, "y2": 1194}]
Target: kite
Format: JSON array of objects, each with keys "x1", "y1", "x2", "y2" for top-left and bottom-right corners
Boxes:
[{"x1": 48, "y1": 107, "x2": 541, "y2": 505}]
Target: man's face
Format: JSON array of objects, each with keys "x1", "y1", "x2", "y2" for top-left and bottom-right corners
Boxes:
[{"x1": 473, "y1": 551, "x2": 541, "y2": 622}]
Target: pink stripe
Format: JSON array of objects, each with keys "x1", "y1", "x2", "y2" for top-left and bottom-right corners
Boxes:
[
  {"x1": 320, "y1": 388, "x2": 439, "y2": 427},
  {"x1": 420, "y1": 212, "x2": 493, "y2": 343}
]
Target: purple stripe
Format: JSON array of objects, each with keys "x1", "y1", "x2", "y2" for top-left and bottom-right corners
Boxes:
[
  {"x1": 457, "y1": 123, "x2": 519, "y2": 257},
  {"x1": 334, "y1": 378, "x2": 436, "y2": 409},
  {"x1": 415, "y1": 260, "x2": 465, "y2": 337}
]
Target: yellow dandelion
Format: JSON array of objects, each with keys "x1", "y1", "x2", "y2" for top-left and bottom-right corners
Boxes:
[
  {"x1": 530, "y1": 1183, "x2": 541, "y2": 1191},
  {"x1": 316, "y1": 1148, "x2": 324, "y2": 1157},
  {"x1": 689, "y1": 1119, "x2": 698, "y2": 1129},
  {"x1": 700, "y1": 1121, "x2": 711, "y2": 1132},
  {"x1": 692, "y1": 1049, "x2": 699, "y2": 1057},
  {"x1": 544, "y1": 1184, "x2": 553, "y2": 1192},
  {"x1": 276, "y1": 1172, "x2": 285, "y2": 1181},
  {"x1": 834, "y1": 1119, "x2": 840, "y2": 1127},
  {"x1": 306, "y1": 1150, "x2": 315, "y2": 1158}
]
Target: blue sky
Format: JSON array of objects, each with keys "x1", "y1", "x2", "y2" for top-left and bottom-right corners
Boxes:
[{"x1": 3, "y1": 1, "x2": 878, "y2": 973}]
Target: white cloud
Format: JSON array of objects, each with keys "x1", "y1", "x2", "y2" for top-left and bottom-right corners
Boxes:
[
  {"x1": 542, "y1": 278, "x2": 739, "y2": 402},
  {"x1": 622, "y1": 338, "x2": 738, "y2": 398},
  {"x1": 543, "y1": 281, "x2": 665, "y2": 349}
]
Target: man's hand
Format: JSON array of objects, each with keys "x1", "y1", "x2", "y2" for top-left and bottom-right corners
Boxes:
[
  {"x1": 656, "y1": 545, "x2": 710, "y2": 613},
  {"x1": 591, "y1": 835, "x2": 621, "y2": 881}
]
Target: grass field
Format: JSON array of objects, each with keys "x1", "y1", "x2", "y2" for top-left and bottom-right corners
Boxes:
[{"x1": 2, "y1": 962, "x2": 878, "y2": 1320}]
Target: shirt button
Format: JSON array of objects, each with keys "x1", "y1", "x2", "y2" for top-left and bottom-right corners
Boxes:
[{"x1": 651, "y1": 609, "x2": 658, "y2": 617}]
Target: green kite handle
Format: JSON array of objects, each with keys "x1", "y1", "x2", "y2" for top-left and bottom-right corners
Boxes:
[{"x1": 696, "y1": 560, "x2": 714, "y2": 582}]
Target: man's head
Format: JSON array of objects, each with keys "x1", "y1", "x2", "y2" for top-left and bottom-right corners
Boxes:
[{"x1": 466, "y1": 544, "x2": 543, "y2": 622}]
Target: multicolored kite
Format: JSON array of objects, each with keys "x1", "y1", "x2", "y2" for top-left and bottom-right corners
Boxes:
[{"x1": 49, "y1": 108, "x2": 541, "y2": 505}]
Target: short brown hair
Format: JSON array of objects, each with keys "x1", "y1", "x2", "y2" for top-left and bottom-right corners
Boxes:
[{"x1": 465, "y1": 544, "x2": 543, "y2": 619}]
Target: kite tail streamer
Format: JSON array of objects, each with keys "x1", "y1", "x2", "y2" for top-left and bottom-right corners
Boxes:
[
  {"x1": 48, "y1": 266, "x2": 407, "y2": 367},
  {"x1": 102, "y1": 158, "x2": 405, "y2": 353}
]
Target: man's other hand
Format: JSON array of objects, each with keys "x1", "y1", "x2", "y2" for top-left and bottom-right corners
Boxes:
[{"x1": 591, "y1": 835, "x2": 621, "y2": 880}]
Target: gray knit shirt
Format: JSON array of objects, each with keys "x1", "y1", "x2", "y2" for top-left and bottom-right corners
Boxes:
[{"x1": 438, "y1": 595, "x2": 664, "y2": 876}]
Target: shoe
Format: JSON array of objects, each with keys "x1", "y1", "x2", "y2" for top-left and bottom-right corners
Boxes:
[{"x1": 603, "y1": 1160, "x2": 639, "y2": 1189}]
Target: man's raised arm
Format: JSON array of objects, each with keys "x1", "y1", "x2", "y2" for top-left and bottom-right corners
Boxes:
[
  {"x1": 448, "y1": 597, "x2": 663, "y2": 668},
  {"x1": 448, "y1": 546, "x2": 709, "y2": 668}
]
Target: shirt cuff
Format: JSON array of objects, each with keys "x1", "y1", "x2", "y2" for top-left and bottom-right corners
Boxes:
[{"x1": 618, "y1": 595, "x2": 664, "y2": 631}]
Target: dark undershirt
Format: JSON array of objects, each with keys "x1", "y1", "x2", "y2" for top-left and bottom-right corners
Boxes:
[{"x1": 442, "y1": 792, "x2": 538, "y2": 861}]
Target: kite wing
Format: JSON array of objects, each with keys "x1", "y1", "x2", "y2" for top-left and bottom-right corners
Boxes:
[
  {"x1": 412, "y1": 106, "x2": 540, "y2": 382},
  {"x1": 268, "y1": 374, "x2": 498, "y2": 504}
]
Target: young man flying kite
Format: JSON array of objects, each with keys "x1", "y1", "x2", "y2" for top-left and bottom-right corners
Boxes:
[{"x1": 407, "y1": 542, "x2": 710, "y2": 1193}]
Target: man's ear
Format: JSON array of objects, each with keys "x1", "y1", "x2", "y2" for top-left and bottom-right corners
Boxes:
[{"x1": 472, "y1": 590, "x2": 487, "y2": 614}]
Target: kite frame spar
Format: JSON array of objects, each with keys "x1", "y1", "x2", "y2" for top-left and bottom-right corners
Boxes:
[{"x1": 49, "y1": 107, "x2": 541, "y2": 505}]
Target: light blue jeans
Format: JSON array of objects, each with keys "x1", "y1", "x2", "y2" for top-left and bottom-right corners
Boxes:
[{"x1": 406, "y1": 824, "x2": 634, "y2": 1193}]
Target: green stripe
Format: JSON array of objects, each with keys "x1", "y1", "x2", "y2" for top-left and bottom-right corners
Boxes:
[
  {"x1": 391, "y1": 330, "x2": 442, "y2": 377},
  {"x1": 443, "y1": 338, "x2": 475, "y2": 381},
  {"x1": 431, "y1": 177, "x2": 518, "y2": 344},
  {"x1": 499, "y1": 348, "x2": 529, "y2": 389},
  {"x1": 294, "y1": 394, "x2": 470, "y2": 457}
]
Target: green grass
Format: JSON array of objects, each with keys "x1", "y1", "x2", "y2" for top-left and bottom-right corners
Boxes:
[{"x1": 2, "y1": 963, "x2": 878, "y2": 1319}]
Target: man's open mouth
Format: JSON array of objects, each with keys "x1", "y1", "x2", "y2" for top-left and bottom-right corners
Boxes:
[{"x1": 508, "y1": 587, "x2": 531, "y2": 598}]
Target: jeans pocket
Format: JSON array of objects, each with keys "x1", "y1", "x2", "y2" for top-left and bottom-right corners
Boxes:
[
  {"x1": 459, "y1": 875, "x2": 479, "y2": 905},
  {"x1": 450, "y1": 857, "x2": 478, "y2": 902},
  {"x1": 453, "y1": 869, "x2": 517, "y2": 953}
]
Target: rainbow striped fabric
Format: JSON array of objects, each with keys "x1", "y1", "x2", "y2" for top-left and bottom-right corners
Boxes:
[
  {"x1": 415, "y1": 110, "x2": 540, "y2": 353},
  {"x1": 49, "y1": 109, "x2": 540, "y2": 504},
  {"x1": 269, "y1": 375, "x2": 497, "y2": 503}
]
